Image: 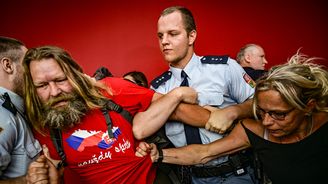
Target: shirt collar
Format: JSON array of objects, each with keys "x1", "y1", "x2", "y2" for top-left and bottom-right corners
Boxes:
[
  {"x1": 169, "y1": 53, "x2": 199, "y2": 81},
  {"x1": 0, "y1": 87, "x2": 24, "y2": 113}
]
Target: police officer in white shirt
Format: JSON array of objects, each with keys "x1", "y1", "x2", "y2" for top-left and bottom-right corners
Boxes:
[
  {"x1": 0, "y1": 37, "x2": 42, "y2": 182},
  {"x1": 134, "y1": 6, "x2": 257, "y2": 184}
]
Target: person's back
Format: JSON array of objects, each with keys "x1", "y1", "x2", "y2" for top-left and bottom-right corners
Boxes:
[
  {"x1": 236, "y1": 44, "x2": 268, "y2": 80},
  {"x1": 0, "y1": 36, "x2": 41, "y2": 180}
]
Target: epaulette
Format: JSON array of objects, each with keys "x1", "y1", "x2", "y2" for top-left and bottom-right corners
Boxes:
[
  {"x1": 150, "y1": 71, "x2": 172, "y2": 89},
  {"x1": 200, "y1": 55, "x2": 229, "y2": 64}
]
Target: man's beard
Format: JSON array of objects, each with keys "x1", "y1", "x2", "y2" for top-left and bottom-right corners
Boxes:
[{"x1": 41, "y1": 92, "x2": 89, "y2": 129}]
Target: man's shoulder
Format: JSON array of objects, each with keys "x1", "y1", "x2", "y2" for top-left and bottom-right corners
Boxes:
[
  {"x1": 0, "y1": 106, "x2": 16, "y2": 122},
  {"x1": 199, "y1": 55, "x2": 229, "y2": 64},
  {"x1": 0, "y1": 108, "x2": 19, "y2": 140},
  {"x1": 150, "y1": 71, "x2": 172, "y2": 89}
]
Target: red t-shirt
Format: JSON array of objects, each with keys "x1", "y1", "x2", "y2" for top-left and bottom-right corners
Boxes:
[{"x1": 34, "y1": 77, "x2": 156, "y2": 184}]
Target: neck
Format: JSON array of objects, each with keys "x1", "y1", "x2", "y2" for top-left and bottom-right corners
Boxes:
[
  {"x1": 0, "y1": 84, "x2": 14, "y2": 93},
  {"x1": 0, "y1": 73, "x2": 14, "y2": 92},
  {"x1": 170, "y1": 49, "x2": 194, "y2": 69}
]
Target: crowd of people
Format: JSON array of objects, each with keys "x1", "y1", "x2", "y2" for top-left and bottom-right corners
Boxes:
[{"x1": 1, "y1": 5, "x2": 327, "y2": 184}]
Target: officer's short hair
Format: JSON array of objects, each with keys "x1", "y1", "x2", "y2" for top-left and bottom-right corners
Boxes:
[
  {"x1": 0, "y1": 36, "x2": 25, "y2": 63},
  {"x1": 236, "y1": 43, "x2": 259, "y2": 63},
  {"x1": 160, "y1": 6, "x2": 196, "y2": 34}
]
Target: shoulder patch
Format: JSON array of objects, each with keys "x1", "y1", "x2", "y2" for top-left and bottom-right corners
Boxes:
[
  {"x1": 243, "y1": 73, "x2": 256, "y2": 88},
  {"x1": 200, "y1": 55, "x2": 229, "y2": 64},
  {"x1": 150, "y1": 71, "x2": 172, "y2": 89}
]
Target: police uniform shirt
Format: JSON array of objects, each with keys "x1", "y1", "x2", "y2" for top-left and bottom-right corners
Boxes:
[
  {"x1": 151, "y1": 53, "x2": 254, "y2": 165},
  {"x1": 0, "y1": 87, "x2": 41, "y2": 179}
]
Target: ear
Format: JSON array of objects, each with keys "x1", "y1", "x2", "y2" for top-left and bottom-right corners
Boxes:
[
  {"x1": 244, "y1": 53, "x2": 252, "y2": 63},
  {"x1": 188, "y1": 30, "x2": 197, "y2": 45},
  {"x1": 305, "y1": 99, "x2": 316, "y2": 114},
  {"x1": 1, "y1": 57, "x2": 14, "y2": 74}
]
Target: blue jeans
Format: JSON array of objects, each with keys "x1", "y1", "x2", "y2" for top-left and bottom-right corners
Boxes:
[{"x1": 191, "y1": 166, "x2": 257, "y2": 184}]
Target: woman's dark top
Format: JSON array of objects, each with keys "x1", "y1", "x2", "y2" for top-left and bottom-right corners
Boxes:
[{"x1": 241, "y1": 122, "x2": 328, "y2": 184}]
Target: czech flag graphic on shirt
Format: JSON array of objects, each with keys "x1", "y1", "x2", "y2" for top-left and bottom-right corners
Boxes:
[{"x1": 66, "y1": 127, "x2": 121, "y2": 152}]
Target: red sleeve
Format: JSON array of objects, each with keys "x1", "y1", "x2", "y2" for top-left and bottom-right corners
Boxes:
[{"x1": 100, "y1": 77, "x2": 154, "y2": 115}]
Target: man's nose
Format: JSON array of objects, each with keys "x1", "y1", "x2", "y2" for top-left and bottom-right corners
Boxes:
[
  {"x1": 49, "y1": 82, "x2": 61, "y2": 97},
  {"x1": 161, "y1": 34, "x2": 169, "y2": 45},
  {"x1": 263, "y1": 58, "x2": 268, "y2": 64}
]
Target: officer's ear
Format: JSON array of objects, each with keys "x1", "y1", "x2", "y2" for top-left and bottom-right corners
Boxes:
[
  {"x1": 244, "y1": 52, "x2": 252, "y2": 63},
  {"x1": 188, "y1": 30, "x2": 197, "y2": 46},
  {"x1": 0, "y1": 57, "x2": 14, "y2": 74}
]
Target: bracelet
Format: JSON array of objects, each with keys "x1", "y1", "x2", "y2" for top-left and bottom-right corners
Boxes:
[
  {"x1": 56, "y1": 160, "x2": 65, "y2": 170},
  {"x1": 157, "y1": 148, "x2": 163, "y2": 164}
]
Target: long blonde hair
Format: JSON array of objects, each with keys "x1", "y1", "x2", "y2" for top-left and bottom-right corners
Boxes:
[
  {"x1": 23, "y1": 46, "x2": 110, "y2": 133},
  {"x1": 253, "y1": 52, "x2": 328, "y2": 119}
]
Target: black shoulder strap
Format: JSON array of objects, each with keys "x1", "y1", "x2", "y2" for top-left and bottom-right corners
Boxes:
[
  {"x1": 104, "y1": 100, "x2": 133, "y2": 123},
  {"x1": 50, "y1": 128, "x2": 67, "y2": 169},
  {"x1": 101, "y1": 99, "x2": 133, "y2": 138}
]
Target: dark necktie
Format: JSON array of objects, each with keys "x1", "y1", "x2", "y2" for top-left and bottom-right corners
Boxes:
[{"x1": 180, "y1": 70, "x2": 202, "y2": 145}]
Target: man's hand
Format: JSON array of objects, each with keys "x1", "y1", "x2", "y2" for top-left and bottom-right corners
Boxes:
[
  {"x1": 204, "y1": 106, "x2": 236, "y2": 134},
  {"x1": 135, "y1": 142, "x2": 151, "y2": 157},
  {"x1": 172, "y1": 86, "x2": 198, "y2": 104},
  {"x1": 26, "y1": 145, "x2": 61, "y2": 184},
  {"x1": 135, "y1": 142, "x2": 159, "y2": 163},
  {"x1": 42, "y1": 145, "x2": 63, "y2": 183},
  {"x1": 26, "y1": 155, "x2": 48, "y2": 184}
]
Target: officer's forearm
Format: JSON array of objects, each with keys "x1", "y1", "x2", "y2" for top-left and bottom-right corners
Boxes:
[
  {"x1": 228, "y1": 99, "x2": 254, "y2": 120},
  {"x1": 169, "y1": 103, "x2": 210, "y2": 127}
]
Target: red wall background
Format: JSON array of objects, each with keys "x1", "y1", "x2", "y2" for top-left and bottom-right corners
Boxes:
[{"x1": 1, "y1": 0, "x2": 327, "y2": 82}]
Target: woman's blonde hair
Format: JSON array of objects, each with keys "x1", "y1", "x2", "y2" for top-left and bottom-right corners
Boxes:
[{"x1": 253, "y1": 52, "x2": 328, "y2": 119}]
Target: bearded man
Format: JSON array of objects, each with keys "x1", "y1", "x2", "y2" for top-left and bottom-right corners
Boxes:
[{"x1": 23, "y1": 46, "x2": 214, "y2": 183}]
